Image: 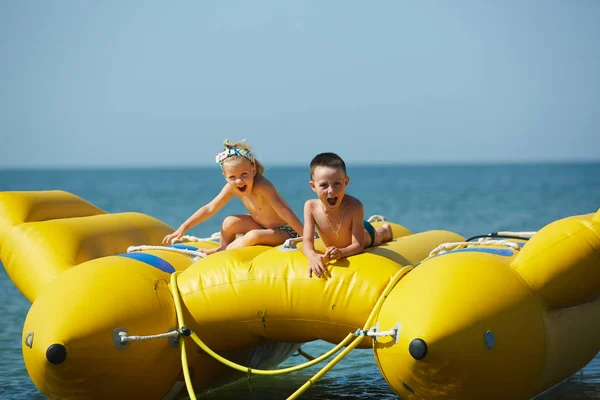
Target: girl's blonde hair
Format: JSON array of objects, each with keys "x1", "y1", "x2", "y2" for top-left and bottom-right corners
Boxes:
[{"x1": 219, "y1": 139, "x2": 265, "y2": 176}]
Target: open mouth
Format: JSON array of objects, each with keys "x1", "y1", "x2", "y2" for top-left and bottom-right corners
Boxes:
[
  {"x1": 237, "y1": 185, "x2": 247, "y2": 193},
  {"x1": 327, "y1": 197, "x2": 338, "y2": 207}
]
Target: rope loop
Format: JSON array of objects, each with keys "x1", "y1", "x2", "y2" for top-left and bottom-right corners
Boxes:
[
  {"x1": 426, "y1": 239, "x2": 522, "y2": 261},
  {"x1": 495, "y1": 231, "x2": 537, "y2": 238},
  {"x1": 367, "y1": 215, "x2": 386, "y2": 222},
  {"x1": 282, "y1": 236, "x2": 303, "y2": 250},
  {"x1": 118, "y1": 328, "x2": 182, "y2": 344},
  {"x1": 127, "y1": 244, "x2": 207, "y2": 260},
  {"x1": 171, "y1": 231, "x2": 220, "y2": 244}
]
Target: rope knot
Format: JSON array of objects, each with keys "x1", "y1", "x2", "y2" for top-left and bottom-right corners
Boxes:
[{"x1": 179, "y1": 326, "x2": 192, "y2": 337}]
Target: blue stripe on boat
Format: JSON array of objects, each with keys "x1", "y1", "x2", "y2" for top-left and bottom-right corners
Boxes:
[
  {"x1": 117, "y1": 253, "x2": 175, "y2": 273},
  {"x1": 437, "y1": 248, "x2": 514, "y2": 257},
  {"x1": 169, "y1": 244, "x2": 199, "y2": 251}
]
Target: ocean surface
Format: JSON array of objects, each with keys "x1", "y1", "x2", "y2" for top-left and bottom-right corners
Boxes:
[{"x1": 1, "y1": 163, "x2": 599, "y2": 399}]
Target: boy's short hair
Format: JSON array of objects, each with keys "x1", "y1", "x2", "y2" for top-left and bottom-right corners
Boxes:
[{"x1": 309, "y1": 152, "x2": 347, "y2": 178}]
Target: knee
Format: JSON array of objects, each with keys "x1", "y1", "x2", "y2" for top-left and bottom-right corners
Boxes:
[
  {"x1": 221, "y1": 215, "x2": 243, "y2": 232},
  {"x1": 382, "y1": 223, "x2": 393, "y2": 241},
  {"x1": 374, "y1": 224, "x2": 392, "y2": 245}
]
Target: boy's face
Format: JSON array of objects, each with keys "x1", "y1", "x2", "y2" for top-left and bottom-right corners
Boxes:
[
  {"x1": 309, "y1": 166, "x2": 349, "y2": 210},
  {"x1": 222, "y1": 158, "x2": 256, "y2": 197}
]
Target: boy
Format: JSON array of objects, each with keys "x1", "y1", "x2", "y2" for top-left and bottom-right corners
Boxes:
[{"x1": 302, "y1": 152, "x2": 393, "y2": 278}]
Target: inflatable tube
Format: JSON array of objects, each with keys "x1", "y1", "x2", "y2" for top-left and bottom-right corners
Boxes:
[
  {"x1": 1, "y1": 190, "x2": 598, "y2": 400},
  {"x1": 374, "y1": 209, "x2": 600, "y2": 399}
]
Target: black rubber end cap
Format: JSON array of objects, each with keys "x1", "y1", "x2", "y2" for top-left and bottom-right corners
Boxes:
[
  {"x1": 408, "y1": 338, "x2": 428, "y2": 360},
  {"x1": 46, "y1": 344, "x2": 67, "y2": 365}
]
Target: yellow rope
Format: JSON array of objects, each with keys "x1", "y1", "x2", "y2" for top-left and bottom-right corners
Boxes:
[
  {"x1": 169, "y1": 265, "x2": 413, "y2": 399},
  {"x1": 286, "y1": 265, "x2": 413, "y2": 399},
  {"x1": 189, "y1": 332, "x2": 355, "y2": 376},
  {"x1": 169, "y1": 272, "x2": 197, "y2": 400},
  {"x1": 168, "y1": 275, "x2": 359, "y2": 398}
]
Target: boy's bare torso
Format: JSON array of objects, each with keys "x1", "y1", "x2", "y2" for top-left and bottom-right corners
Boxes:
[{"x1": 308, "y1": 195, "x2": 362, "y2": 248}]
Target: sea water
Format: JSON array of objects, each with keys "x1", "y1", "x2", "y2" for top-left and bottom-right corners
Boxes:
[{"x1": 1, "y1": 163, "x2": 599, "y2": 399}]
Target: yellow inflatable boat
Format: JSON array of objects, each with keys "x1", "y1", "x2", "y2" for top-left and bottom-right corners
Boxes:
[{"x1": 1, "y1": 190, "x2": 599, "y2": 400}]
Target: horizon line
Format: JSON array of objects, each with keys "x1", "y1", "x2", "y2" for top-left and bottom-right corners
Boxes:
[{"x1": 1, "y1": 159, "x2": 599, "y2": 170}]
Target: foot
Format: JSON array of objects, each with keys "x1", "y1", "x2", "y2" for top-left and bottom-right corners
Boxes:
[
  {"x1": 201, "y1": 246, "x2": 223, "y2": 256},
  {"x1": 382, "y1": 223, "x2": 393, "y2": 242}
]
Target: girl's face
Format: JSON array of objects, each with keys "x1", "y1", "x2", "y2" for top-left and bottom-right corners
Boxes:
[
  {"x1": 310, "y1": 166, "x2": 349, "y2": 210},
  {"x1": 222, "y1": 158, "x2": 256, "y2": 197}
]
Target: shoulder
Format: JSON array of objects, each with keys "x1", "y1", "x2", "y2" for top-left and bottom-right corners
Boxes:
[
  {"x1": 344, "y1": 195, "x2": 363, "y2": 209},
  {"x1": 344, "y1": 195, "x2": 364, "y2": 216},
  {"x1": 304, "y1": 199, "x2": 320, "y2": 211},
  {"x1": 253, "y1": 176, "x2": 276, "y2": 192},
  {"x1": 219, "y1": 183, "x2": 235, "y2": 195}
]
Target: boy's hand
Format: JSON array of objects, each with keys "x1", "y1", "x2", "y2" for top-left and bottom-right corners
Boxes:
[
  {"x1": 324, "y1": 246, "x2": 342, "y2": 262},
  {"x1": 162, "y1": 226, "x2": 186, "y2": 245},
  {"x1": 308, "y1": 254, "x2": 327, "y2": 278}
]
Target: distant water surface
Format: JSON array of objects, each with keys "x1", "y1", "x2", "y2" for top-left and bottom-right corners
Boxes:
[{"x1": 1, "y1": 163, "x2": 599, "y2": 399}]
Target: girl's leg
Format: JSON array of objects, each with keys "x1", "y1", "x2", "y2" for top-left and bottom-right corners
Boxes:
[
  {"x1": 203, "y1": 215, "x2": 263, "y2": 255},
  {"x1": 226, "y1": 228, "x2": 291, "y2": 250}
]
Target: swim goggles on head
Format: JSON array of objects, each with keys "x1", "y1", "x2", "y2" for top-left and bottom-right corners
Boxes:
[{"x1": 215, "y1": 147, "x2": 254, "y2": 165}]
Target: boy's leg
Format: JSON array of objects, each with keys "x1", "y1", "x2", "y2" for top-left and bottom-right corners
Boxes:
[
  {"x1": 203, "y1": 215, "x2": 263, "y2": 255},
  {"x1": 364, "y1": 221, "x2": 376, "y2": 248},
  {"x1": 226, "y1": 228, "x2": 291, "y2": 250},
  {"x1": 373, "y1": 223, "x2": 393, "y2": 246},
  {"x1": 364, "y1": 229, "x2": 374, "y2": 247}
]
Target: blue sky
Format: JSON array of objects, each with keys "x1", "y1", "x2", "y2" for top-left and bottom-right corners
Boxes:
[{"x1": 1, "y1": 1, "x2": 599, "y2": 167}]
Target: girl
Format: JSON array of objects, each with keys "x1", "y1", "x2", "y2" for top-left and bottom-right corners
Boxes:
[{"x1": 162, "y1": 140, "x2": 303, "y2": 255}]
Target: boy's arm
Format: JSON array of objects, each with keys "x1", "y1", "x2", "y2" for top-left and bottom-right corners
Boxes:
[
  {"x1": 302, "y1": 201, "x2": 317, "y2": 256},
  {"x1": 333, "y1": 202, "x2": 365, "y2": 260},
  {"x1": 257, "y1": 180, "x2": 304, "y2": 235},
  {"x1": 302, "y1": 201, "x2": 327, "y2": 278}
]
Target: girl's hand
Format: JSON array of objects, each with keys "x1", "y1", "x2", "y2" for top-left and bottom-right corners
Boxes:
[
  {"x1": 162, "y1": 226, "x2": 186, "y2": 245},
  {"x1": 308, "y1": 254, "x2": 327, "y2": 278}
]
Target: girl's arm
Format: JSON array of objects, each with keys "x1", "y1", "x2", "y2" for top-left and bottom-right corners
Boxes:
[
  {"x1": 162, "y1": 184, "x2": 233, "y2": 244},
  {"x1": 181, "y1": 184, "x2": 233, "y2": 229}
]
